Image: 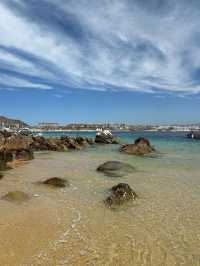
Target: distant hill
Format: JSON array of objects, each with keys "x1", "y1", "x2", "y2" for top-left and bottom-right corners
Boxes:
[{"x1": 0, "y1": 116, "x2": 30, "y2": 129}]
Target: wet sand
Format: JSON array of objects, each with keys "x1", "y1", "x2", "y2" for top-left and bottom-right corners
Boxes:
[{"x1": 0, "y1": 146, "x2": 199, "y2": 266}]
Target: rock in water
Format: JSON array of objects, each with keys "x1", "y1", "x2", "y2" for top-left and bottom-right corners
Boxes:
[
  {"x1": 2, "y1": 191, "x2": 30, "y2": 203},
  {"x1": 105, "y1": 183, "x2": 137, "y2": 208},
  {"x1": 120, "y1": 137, "x2": 155, "y2": 155},
  {"x1": 0, "y1": 172, "x2": 4, "y2": 179},
  {"x1": 95, "y1": 135, "x2": 119, "y2": 144},
  {"x1": 42, "y1": 177, "x2": 69, "y2": 188},
  {"x1": 97, "y1": 161, "x2": 135, "y2": 177}
]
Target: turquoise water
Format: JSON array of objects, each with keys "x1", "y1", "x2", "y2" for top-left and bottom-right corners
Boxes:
[
  {"x1": 0, "y1": 131, "x2": 199, "y2": 265},
  {"x1": 43, "y1": 130, "x2": 200, "y2": 161}
]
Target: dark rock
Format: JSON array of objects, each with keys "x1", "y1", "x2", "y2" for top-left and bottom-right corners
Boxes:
[
  {"x1": 0, "y1": 151, "x2": 13, "y2": 170},
  {"x1": 15, "y1": 149, "x2": 34, "y2": 160},
  {"x1": 85, "y1": 138, "x2": 94, "y2": 145},
  {"x1": 134, "y1": 137, "x2": 151, "y2": 146},
  {"x1": 42, "y1": 177, "x2": 69, "y2": 188},
  {"x1": 105, "y1": 183, "x2": 137, "y2": 207},
  {"x1": 95, "y1": 135, "x2": 119, "y2": 144},
  {"x1": 97, "y1": 161, "x2": 135, "y2": 177},
  {"x1": 0, "y1": 173, "x2": 4, "y2": 179},
  {"x1": 2, "y1": 191, "x2": 30, "y2": 203},
  {"x1": 120, "y1": 137, "x2": 155, "y2": 155}
]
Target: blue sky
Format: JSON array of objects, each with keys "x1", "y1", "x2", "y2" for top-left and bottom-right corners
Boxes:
[{"x1": 0, "y1": 0, "x2": 200, "y2": 125}]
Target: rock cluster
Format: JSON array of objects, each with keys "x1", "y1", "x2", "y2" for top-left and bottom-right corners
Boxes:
[
  {"x1": 120, "y1": 137, "x2": 155, "y2": 155},
  {"x1": 31, "y1": 136, "x2": 94, "y2": 151},
  {"x1": 0, "y1": 132, "x2": 94, "y2": 171}
]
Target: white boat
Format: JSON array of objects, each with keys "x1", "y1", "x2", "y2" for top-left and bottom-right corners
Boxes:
[{"x1": 96, "y1": 128, "x2": 112, "y2": 136}]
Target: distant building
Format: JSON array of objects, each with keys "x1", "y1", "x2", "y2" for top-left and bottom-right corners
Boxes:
[
  {"x1": 0, "y1": 116, "x2": 29, "y2": 129},
  {"x1": 38, "y1": 122, "x2": 60, "y2": 129}
]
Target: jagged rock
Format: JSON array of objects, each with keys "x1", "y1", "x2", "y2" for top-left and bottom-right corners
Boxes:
[
  {"x1": 120, "y1": 137, "x2": 155, "y2": 155},
  {"x1": 42, "y1": 177, "x2": 69, "y2": 188},
  {"x1": 97, "y1": 161, "x2": 135, "y2": 177},
  {"x1": 31, "y1": 136, "x2": 93, "y2": 152},
  {"x1": 2, "y1": 191, "x2": 30, "y2": 203},
  {"x1": 105, "y1": 183, "x2": 137, "y2": 207}
]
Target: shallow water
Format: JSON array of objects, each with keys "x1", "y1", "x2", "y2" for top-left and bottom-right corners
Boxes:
[{"x1": 0, "y1": 132, "x2": 200, "y2": 265}]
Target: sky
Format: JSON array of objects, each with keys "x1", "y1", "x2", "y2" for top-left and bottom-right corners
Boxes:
[{"x1": 0, "y1": 0, "x2": 200, "y2": 125}]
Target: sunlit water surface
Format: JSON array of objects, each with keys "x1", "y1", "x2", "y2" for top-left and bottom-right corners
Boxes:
[{"x1": 0, "y1": 132, "x2": 199, "y2": 265}]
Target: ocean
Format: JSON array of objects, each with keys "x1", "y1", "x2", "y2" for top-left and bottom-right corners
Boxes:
[{"x1": 0, "y1": 131, "x2": 199, "y2": 265}]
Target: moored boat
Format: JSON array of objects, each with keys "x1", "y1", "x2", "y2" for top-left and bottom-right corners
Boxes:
[{"x1": 187, "y1": 131, "x2": 200, "y2": 139}]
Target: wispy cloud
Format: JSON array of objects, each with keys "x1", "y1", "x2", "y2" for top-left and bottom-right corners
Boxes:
[{"x1": 0, "y1": 0, "x2": 200, "y2": 94}]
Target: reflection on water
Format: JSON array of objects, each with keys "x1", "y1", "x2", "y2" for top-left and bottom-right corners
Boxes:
[{"x1": 0, "y1": 136, "x2": 200, "y2": 265}]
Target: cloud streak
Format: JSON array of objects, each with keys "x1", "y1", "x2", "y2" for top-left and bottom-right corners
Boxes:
[{"x1": 0, "y1": 0, "x2": 200, "y2": 94}]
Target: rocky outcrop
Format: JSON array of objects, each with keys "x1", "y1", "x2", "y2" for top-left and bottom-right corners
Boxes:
[
  {"x1": 97, "y1": 161, "x2": 135, "y2": 177},
  {"x1": 105, "y1": 183, "x2": 137, "y2": 208},
  {"x1": 0, "y1": 132, "x2": 95, "y2": 171},
  {"x1": 120, "y1": 137, "x2": 155, "y2": 155},
  {"x1": 31, "y1": 136, "x2": 94, "y2": 151},
  {"x1": 95, "y1": 134, "x2": 119, "y2": 144},
  {"x1": 2, "y1": 191, "x2": 30, "y2": 203},
  {"x1": 0, "y1": 132, "x2": 34, "y2": 170},
  {"x1": 42, "y1": 177, "x2": 69, "y2": 188}
]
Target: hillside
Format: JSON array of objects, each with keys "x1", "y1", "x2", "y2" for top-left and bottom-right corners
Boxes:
[{"x1": 0, "y1": 116, "x2": 29, "y2": 129}]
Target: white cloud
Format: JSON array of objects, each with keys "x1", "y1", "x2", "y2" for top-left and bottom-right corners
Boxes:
[{"x1": 0, "y1": 0, "x2": 200, "y2": 94}]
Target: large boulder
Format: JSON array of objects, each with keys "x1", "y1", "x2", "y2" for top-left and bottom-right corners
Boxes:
[
  {"x1": 120, "y1": 137, "x2": 155, "y2": 155},
  {"x1": 0, "y1": 133, "x2": 35, "y2": 171},
  {"x1": 31, "y1": 136, "x2": 50, "y2": 151},
  {"x1": 3, "y1": 135, "x2": 33, "y2": 151},
  {"x1": 2, "y1": 191, "x2": 30, "y2": 203},
  {"x1": 97, "y1": 161, "x2": 135, "y2": 177},
  {"x1": 95, "y1": 135, "x2": 119, "y2": 144},
  {"x1": 105, "y1": 183, "x2": 137, "y2": 208}
]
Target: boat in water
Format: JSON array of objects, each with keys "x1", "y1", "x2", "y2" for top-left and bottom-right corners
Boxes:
[
  {"x1": 187, "y1": 131, "x2": 200, "y2": 140},
  {"x1": 96, "y1": 128, "x2": 112, "y2": 136}
]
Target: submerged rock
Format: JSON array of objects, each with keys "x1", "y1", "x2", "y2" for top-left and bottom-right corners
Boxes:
[
  {"x1": 120, "y1": 137, "x2": 155, "y2": 155},
  {"x1": 0, "y1": 172, "x2": 3, "y2": 179},
  {"x1": 105, "y1": 183, "x2": 137, "y2": 208},
  {"x1": 2, "y1": 191, "x2": 30, "y2": 203},
  {"x1": 42, "y1": 177, "x2": 69, "y2": 188},
  {"x1": 97, "y1": 161, "x2": 135, "y2": 177}
]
